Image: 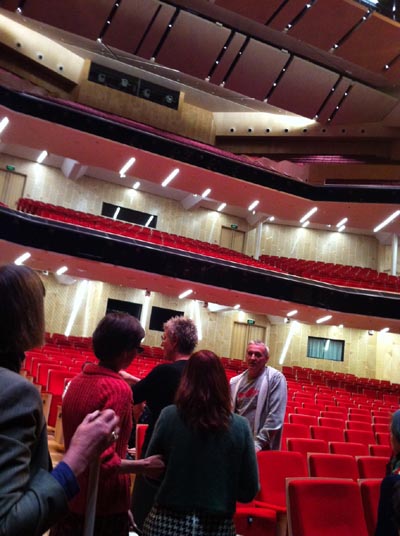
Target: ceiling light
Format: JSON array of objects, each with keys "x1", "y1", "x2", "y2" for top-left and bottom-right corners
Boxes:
[
  {"x1": 145, "y1": 215, "x2": 154, "y2": 227},
  {"x1": 119, "y1": 157, "x2": 136, "y2": 177},
  {"x1": 217, "y1": 202, "x2": 226, "y2": 212},
  {"x1": 248, "y1": 200, "x2": 259, "y2": 211},
  {"x1": 380, "y1": 327, "x2": 390, "y2": 333},
  {"x1": 0, "y1": 116, "x2": 10, "y2": 134},
  {"x1": 316, "y1": 314, "x2": 332, "y2": 324},
  {"x1": 338, "y1": 324, "x2": 344, "y2": 329},
  {"x1": 36, "y1": 150, "x2": 48, "y2": 164},
  {"x1": 300, "y1": 207, "x2": 318, "y2": 223},
  {"x1": 113, "y1": 206, "x2": 120, "y2": 220},
  {"x1": 268, "y1": 216, "x2": 275, "y2": 222},
  {"x1": 179, "y1": 289, "x2": 193, "y2": 299},
  {"x1": 336, "y1": 217, "x2": 348, "y2": 227},
  {"x1": 15, "y1": 252, "x2": 31, "y2": 265},
  {"x1": 132, "y1": 181, "x2": 140, "y2": 190},
  {"x1": 201, "y1": 188, "x2": 211, "y2": 198},
  {"x1": 56, "y1": 266, "x2": 68, "y2": 275},
  {"x1": 233, "y1": 304, "x2": 240, "y2": 310},
  {"x1": 162, "y1": 168, "x2": 180, "y2": 187},
  {"x1": 287, "y1": 309, "x2": 298, "y2": 317},
  {"x1": 337, "y1": 225, "x2": 345, "y2": 232},
  {"x1": 302, "y1": 220, "x2": 310, "y2": 228},
  {"x1": 373, "y1": 210, "x2": 400, "y2": 232}
]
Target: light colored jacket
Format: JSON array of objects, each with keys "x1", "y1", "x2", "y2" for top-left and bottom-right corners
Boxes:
[{"x1": 230, "y1": 366, "x2": 287, "y2": 450}]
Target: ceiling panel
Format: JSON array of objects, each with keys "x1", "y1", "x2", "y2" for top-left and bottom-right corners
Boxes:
[
  {"x1": 209, "y1": 32, "x2": 246, "y2": 86},
  {"x1": 154, "y1": 11, "x2": 230, "y2": 79},
  {"x1": 21, "y1": 0, "x2": 114, "y2": 40},
  {"x1": 213, "y1": 0, "x2": 285, "y2": 25},
  {"x1": 384, "y1": 56, "x2": 400, "y2": 85},
  {"x1": 1, "y1": 1, "x2": 19, "y2": 11},
  {"x1": 133, "y1": 4, "x2": 176, "y2": 60},
  {"x1": 224, "y1": 40, "x2": 287, "y2": 100},
  {"x1": 102, "y1": 0, "x2": 160, "y2": 54},
  {"x1": 317, "y1": 78, "x2": 352, "y2": 124},
  {"x1": 268, "y1": 57, "x2": 339, "y2": 119},
  {"x1": 288, "y1": 0, "x2": 366, "y2": 51},
  {"x1": 331, "y1": 82, "x2": 397, "y2": 124},
  {"x1": 267, "y1": 0, "x2": 311, "y2": 32},
  {"x1": 334, "y1": 13, "x2": 400, "y2": 73}
]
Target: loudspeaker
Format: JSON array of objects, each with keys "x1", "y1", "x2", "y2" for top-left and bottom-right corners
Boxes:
[{"x1": 88, "y1": 62, "x2": 180, "y2": 110}]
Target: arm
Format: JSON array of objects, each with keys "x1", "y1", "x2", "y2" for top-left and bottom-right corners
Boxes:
[
  {"x1": 255, "y1": 372, "x2": 287, "y2": 451},
  {"x1": 119, "y1": 455, "x2": 165, "y2": 479},
  {"x1": 0, "y1": 378, "x2": 68, "y2": 536},
  {"x1": 237, "y1": 419, "x2": 260, "y2": 503},
  {"x1": 0, "y1": 373, "x2": 118, "y2": 536}
]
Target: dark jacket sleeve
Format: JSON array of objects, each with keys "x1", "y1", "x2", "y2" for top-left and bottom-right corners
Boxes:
[
  {"x1": 0, "y1": 373, "x2": 68, "y2": 536},
  {"x1": 236, "y1": 417, "x2": 260, "y2": 503}
]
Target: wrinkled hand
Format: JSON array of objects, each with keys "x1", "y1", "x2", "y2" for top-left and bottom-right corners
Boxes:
[
  {"x1": 63, "y1": 409, "x2": 120, "y2": 477},
  {"x1": 141, "y1": 454, "x2": 165, "y2": 480}
]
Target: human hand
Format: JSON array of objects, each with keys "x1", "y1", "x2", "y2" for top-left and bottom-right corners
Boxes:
[
  {"x1": 141, "y1": 454, "x2": 165, "y2": 480},
  {"x1": 119, "y1": 370, "x2": 140, "y2": 385},
  {"x1": 63, "y1": 409, "x2": 120, "y2": 477}
]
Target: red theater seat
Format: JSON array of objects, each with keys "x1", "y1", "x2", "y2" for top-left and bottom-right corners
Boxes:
[{"x1": 286, "y1": 477, "x2": 368, "y2": 536}]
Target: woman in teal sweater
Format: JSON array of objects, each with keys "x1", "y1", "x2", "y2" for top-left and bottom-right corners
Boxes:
[{"x1": 142, "y1": 350, "x2": 259, "y2": 536}]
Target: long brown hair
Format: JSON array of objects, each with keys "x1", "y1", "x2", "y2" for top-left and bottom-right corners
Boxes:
[
  {"x1": 0, "y1": 265, "x2": 45, "y2": 353},
  {"x1": 175, "y1": 350, "x2": 231, "y2": 433}
]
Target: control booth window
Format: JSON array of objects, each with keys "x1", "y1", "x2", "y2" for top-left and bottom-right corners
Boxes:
[
  {"x1": 307, "y1": 336, "x2": 345, "y2": 362},
  {"x1": 149, "y1": 307, "x2": 184, "y2": 331},
  {"x1": 102, "y1": 202, "x2": 157, "y2": 228}
]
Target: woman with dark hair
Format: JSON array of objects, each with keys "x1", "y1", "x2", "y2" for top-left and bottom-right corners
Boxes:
[
  {"x1": 142, "y1": 350, "x2": 259, "y2": 536},
  {"x1": 50, "y1": 312, "x2": 164, "y2": 536},
  {"x1": 375, "y1": 409, "x2": 400, "y2": 536},
  {"x1": 0, "y1": 264, "x2": 120, "y2": 536}
]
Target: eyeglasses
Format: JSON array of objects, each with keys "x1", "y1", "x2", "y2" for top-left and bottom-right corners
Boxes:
[{"x1": 247, "y1": 351, "x2": 263, "y2": 358}]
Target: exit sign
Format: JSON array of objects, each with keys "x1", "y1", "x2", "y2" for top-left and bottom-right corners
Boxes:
[
  {"x1": 230, "y1": 224, "x2": 238, "y2": 230},
  {"x1": 247, "y1": 319, "x2": 255, "y2": 325},
  {"x1": 6, "y1": 165, "x2": 15, "y2": 171}
]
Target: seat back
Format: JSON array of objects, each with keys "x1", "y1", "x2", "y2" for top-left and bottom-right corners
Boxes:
[
  {"x1": 288, "y1": 413, "x2": 318, "y2": 426},
  {"x1": 287, "y1": 477, "x2": 368, "y2": 536},
  {"x1": 329, "y1": 441, "x2": 369, "y2": 456},
  {"x1": 310, "y1": 425, "x2": 345, "y2": 443},
  {"x1": 345, "y1": 429, "x2": 376, "y2": 446},
  {"x1": 319, "y1": 417, "x2": 346, "y2": 428},
  {"x1": 356, "y1": 456, "x2": 388, "y2": 479},
  {"x1": 358, "y1": 478, "x2": 382, "y2": 536},
  {"x1": 287, "y1": 438, "x2": 328, "y2": 458},
  {"x1": 256, "y1": 450, "x2": 307, "y2": 509},
  {"x1": 369, "y1": 444, "x2": 392, "y2": 457},
  {"x1": 135, "y1": 423, "x2": 149, "y2": 460},
  {"x1": 308, "y1": 453, "x2": 358, "y2": 480},
  {"x1": 281, "y1": 423, "x2": 309, "y2": 450}
]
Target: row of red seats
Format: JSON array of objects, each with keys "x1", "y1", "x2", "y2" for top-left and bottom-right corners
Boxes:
[
  {"x1": 260, "y1": 254, "x2": 400, "y2": 293},
  {"x1": 235, "y1": 450, "x2": 382, "y2": 536},
  {"x1": 17, "y1": 198, "x2": 280, "y2": 271}
]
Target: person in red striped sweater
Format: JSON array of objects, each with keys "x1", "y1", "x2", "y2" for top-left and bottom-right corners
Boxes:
[{"x1": 50, "y1": 313, "x2": 164, "y2": 536}]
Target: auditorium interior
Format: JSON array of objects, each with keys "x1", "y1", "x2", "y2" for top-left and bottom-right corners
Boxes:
[{"x1": 1, "y1": 0, "x2": 400, "y2": 390}]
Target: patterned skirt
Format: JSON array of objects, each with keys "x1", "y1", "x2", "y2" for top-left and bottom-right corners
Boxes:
[{"x1": 142, "y1": 505, "x2": 236, "y2": 536}]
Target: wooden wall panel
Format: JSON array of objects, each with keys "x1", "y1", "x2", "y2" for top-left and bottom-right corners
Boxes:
[
  {"x1": 22, "y1": 0, "x2": 113, "y2": 39},
  {"x1": 213, "y1": 0, "x2": 285, "y2": 24},
  {"x1": 268, "y1": 58, "x2": 339, "y2": 119},
  {"x1": 155, "y1": 11, "x2": 231, "y2": 79},
  {"x1": 224, "y1": 40, "x2": 287, "y2": 100},
  {"x1": 335, "y1": 14, "x2": 400, "y2": 73},
  {"x1": 332, "y1": 83, "x2": 397, "y2": 124},
  {"x1": 103, "y1": 0, "x2": 161, "y2": 54},
  {"x1": 288, "y1": 0, "x2": 366, "y2": 51}
]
